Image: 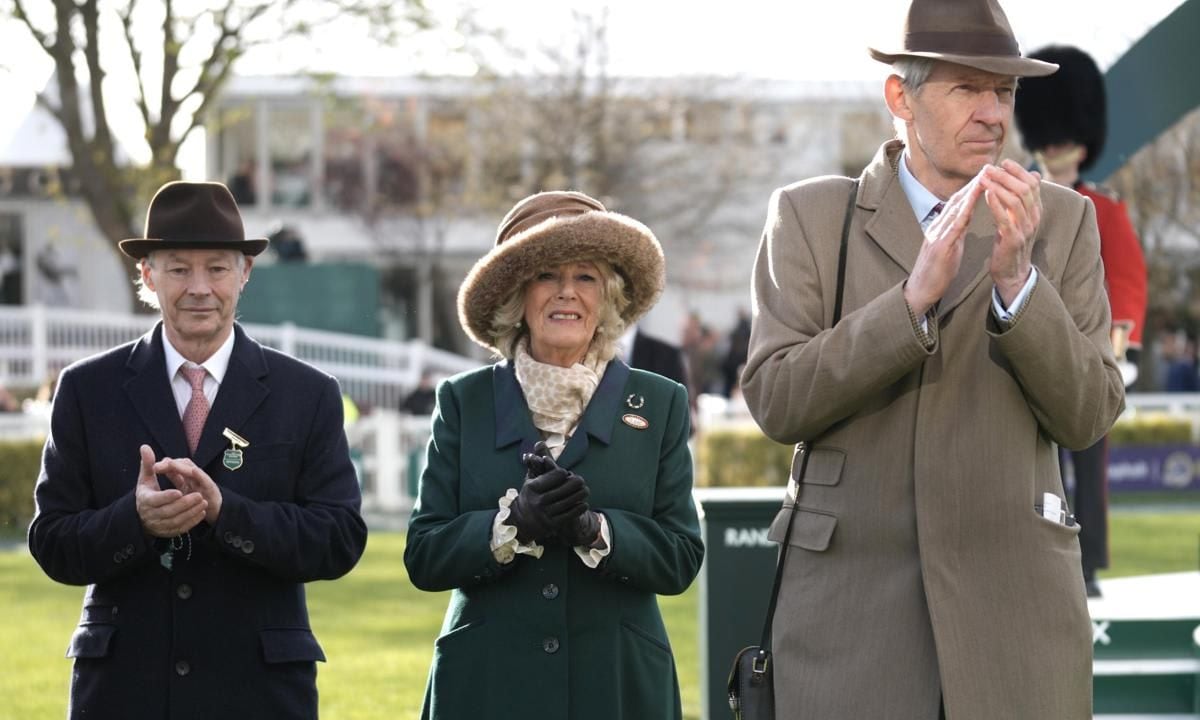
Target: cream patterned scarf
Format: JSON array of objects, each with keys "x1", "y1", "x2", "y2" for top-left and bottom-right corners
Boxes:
[{"x1": 514, "y1": 339, "x2": 608, "y2": 458}]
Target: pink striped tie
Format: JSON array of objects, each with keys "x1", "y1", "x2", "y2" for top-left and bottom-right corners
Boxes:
[{"x1": 180, "y1": 366, "x2": 209, "y2": 455}]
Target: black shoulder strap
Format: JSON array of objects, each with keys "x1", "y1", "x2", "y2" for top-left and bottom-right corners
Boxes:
[
  {"x1": 831, "y1": 179, "x2": 858, "y2": 325},
  {"x1": 755, "y1": 178, "x2": 858, "y2": 656}
]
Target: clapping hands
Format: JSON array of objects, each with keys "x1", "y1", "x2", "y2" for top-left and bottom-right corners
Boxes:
[{"x1": 511, "y1": 442, "x2": 603, "y2": 548}]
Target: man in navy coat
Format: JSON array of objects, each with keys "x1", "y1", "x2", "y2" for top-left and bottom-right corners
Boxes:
[{"x1": 28, "y1": 181, "x2": 368, "y2": 719}]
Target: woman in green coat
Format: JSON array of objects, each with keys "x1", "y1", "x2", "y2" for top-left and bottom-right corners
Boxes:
[{"x1": 405, "y1": 191, "x2": 704, "y2": 720}]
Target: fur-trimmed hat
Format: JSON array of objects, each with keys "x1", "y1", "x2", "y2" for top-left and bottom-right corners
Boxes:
[
  {"x1": 1013, "y1": 45, "x2": 1107, "y2": 173},
  {"x1": 869, "y1": 0, "x2": 1057, "y2": 78},
  {"x1": 457, "y1": 191, "x2": 665, "y2": 353},
  {"x1": 120, "y1": 181, "x2": 269, "y2": 259}
]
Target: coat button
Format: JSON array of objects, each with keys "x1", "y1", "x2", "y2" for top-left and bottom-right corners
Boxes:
[
  {"x1": 223, "y1": 531, "x2": 235, "y2": 543},
  {"x1": 241, "y1": 540, "x2": 255, "y2": 554},
  {"x1": 124, "y1": 544, "x2": 134, "y2": 554},
  {"x1": 542, "y1": 637, "x2": 560, "y2": 654},
  {"x1": 175, "y1": 660, "x2": 191, "y2": 676},
  {"x1": 111, "y1": 606, "x2": 119, "y2": 617},
  {"x1": 113, "y1": 551, "x2": 123, "y2": 563},
  {"x1": 232, "y1": 537, "x2": 243, "y2": 549},
  {"x1": 541, "y1": 583, "x2": 559, "y2": 600},
  {"x1": 176, "y1": 583, "x2": 192, "y2": 600}
]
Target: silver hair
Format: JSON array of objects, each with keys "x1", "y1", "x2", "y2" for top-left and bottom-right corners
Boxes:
[
  {"x1": 892, "y1": 57, "x2": 938, "y2": 91},
  {"x1": 136, "y1": 250, "x2": 247, "y2": 310},
  {"x1": 489, "y1": 258, "x2": 631, "y2": 362}
]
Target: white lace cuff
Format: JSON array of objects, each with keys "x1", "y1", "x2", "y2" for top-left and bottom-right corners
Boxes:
[
  {"x1": 573, "y1": 513, "x2": 612, "y2": 568},
  {"x1": 491, "y1": 489, "x2": 544, "y2": 564}
]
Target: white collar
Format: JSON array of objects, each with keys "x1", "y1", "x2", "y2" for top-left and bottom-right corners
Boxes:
[
  {"x1": 897, "y1": 152, "x2": 944, "y2": 226},
  {"x1": 162, "y1": 327, "x2": 236, "y2": 384}
]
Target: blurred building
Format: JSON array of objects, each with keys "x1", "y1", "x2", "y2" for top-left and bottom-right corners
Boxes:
[
  {"x1": 205, "y1": 74, "x2": 892, "y2": 355},
  {"x1": 0, "y1": 76, "x2": 132, "y2": 313}
]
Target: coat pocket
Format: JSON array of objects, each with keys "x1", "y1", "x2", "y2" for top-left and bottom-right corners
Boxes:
[
  {"x1": 767, "y1": 506, "x2": 837, "y2": 552},
  {"x1": 260, "y1": 627, "x2": 326, "y2": 664},
  {"x1": 66, "y1": 624, "x2": 116, "y2": 659},
  {"x1": 792, "y1": 446, "x2": 845, "y2": 487}
]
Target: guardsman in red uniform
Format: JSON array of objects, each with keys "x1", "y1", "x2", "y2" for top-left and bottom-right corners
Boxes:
[{"x1": 1015, "y1": 45, "x2": 1148, "y2": 597}]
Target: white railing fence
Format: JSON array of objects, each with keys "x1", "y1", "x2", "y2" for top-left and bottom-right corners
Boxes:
[{"x1": 0, "y1": 304, "x2": 481, "y2": 411}]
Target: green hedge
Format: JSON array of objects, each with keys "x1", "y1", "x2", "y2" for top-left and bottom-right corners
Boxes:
[
  {"x1": 694, "y1": 425, "x2": 794, "y2": 487},
  {"x1": 0, "y1": 438, "x2": 43, "y2": 536},
  {"x1": 1109, "y1": 413, "x2": 1193, "y2": 446}
]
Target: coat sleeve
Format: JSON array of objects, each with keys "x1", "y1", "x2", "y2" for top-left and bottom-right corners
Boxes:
[
  {"x1": 988, "y1": 197, "x2": 1126, "y2": 450},
  {"x1": 206, "y1": 375, "x2": 367, "y2": 582},
  {"x1": 28, "y1": 368, "x2": 158, "y2": 586},
  {"x1": 596, "y1": 383, "x2": 703, "y2": 596},
  {"x1": 404, "y1": 379, "x2": 515, "y2": 592},
  {"x1": 741, "y1": 185, "x2": 935, "y2": 445}
]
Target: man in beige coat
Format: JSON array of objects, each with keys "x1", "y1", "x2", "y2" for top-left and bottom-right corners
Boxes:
[{"x1": 740, "y1": 0, "x2": 1125, "y2": 718}]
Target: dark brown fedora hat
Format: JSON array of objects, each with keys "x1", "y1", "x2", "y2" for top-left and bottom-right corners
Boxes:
[
  {"x1": 119, "y1": 181, "x2": 269, "y2": 259},
  {"x1": 869, "y1": 0, "x2": 1058, "y2": 78}
]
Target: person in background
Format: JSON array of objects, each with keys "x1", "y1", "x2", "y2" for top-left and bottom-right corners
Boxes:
[
  {"x1": 739, "y1": 0, "x2": 1124, "y2": 717},
  {"x1": 405, "y1": 190, "x2": 703, "y2": 720},
  {"x1": 400, "y1": 370, "x2": 438, "y2": 415},
  {"x1": 1014, "y1": 44, "x2": 1149, "y2": 597},
  {"x1": 720, "y1": 307, "x2": 751, "y2": 397},
  {"x1": 28, "y1": 181, "x2": 367, "y2": 719}
]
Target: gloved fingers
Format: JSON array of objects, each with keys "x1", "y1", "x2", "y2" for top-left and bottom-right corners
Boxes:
[
  {"x1": 539, "y1": 472, "x2": 587, "y2": 502},
  {"x1": 526, "y1": 467, "x2": 569, "y2": 492},
  {"x1": 544, "y1": 486, "x2": 590, "y2": 517},
  {"x1": 546, "y1": 500, "x2": 589, "y2": 525},
  {"x1": 522, "y1": 452, "x2": 560, "y2": 477}
]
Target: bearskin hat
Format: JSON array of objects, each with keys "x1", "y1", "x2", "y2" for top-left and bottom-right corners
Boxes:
[{"x1": 1013, "y1": 45, "x2": 1107, "y2": 173}]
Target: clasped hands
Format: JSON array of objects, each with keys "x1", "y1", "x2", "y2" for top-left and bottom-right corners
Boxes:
[
  {"x1": 134, "y1": 444, "x2": 223, "y2": 538},
  {"x1": 507, "y1": 441, "x2": 603, "y2": 548},
  {"x1": 904, "y1": 159, "x2": 1042, "y2": 317}
]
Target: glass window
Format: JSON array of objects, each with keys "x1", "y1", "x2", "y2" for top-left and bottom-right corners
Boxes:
[{"x1": 0, "y1": 214, "x2": 22, "y2": 305}]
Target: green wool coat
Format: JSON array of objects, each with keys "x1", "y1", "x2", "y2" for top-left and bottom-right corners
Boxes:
[{"x1": 404, "y1": 359, "x2": 704, "y2": 720}]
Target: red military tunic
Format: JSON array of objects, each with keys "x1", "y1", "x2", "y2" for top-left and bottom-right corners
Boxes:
[{"x1": 1079, "y1": 182, "x2": 1147, "y2": 350}]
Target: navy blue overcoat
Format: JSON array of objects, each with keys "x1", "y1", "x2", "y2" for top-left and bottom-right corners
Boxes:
[{"x1": 28, "y1": 323, "x2": 367, "y2": 719}]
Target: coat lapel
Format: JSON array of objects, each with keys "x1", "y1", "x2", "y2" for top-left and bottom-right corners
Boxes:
[
  {"x1": 862, "y1": 144, "x2": 924, "y2": 275},
  {"x1": 124, "y1": 323, "x2": 190, "y2": 459},
  {"x1": 555, "y1": 361, "x2": 629, "y2": 470},
  {"x1": 493, "y1": 361, "x2": 541, "y2": 455},
  {"x1": 192, "y1": 325, "x2": 270, "y2": 469}
]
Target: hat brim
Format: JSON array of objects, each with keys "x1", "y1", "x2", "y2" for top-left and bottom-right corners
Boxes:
[
  {"x1": 457, "y1": 211, "x2": 665, "y2": 353},
  {"x1": 869, "y1": 47, "x2": 1058, "y2": 77},
  {"x1": 118, "y1": 238, "x2": 271, "y2": 259}
]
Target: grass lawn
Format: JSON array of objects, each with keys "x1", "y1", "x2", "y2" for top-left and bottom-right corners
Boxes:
[{"x1": 2, "y1": 510, "x2": 1196, "y2": 719}]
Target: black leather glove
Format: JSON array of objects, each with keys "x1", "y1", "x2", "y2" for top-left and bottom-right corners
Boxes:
[
  {"x1": 507, "y1": 445, "x2": 589, "y2": 543},
  {"x1": 555, "y1": 471, "x2": 604, "y2": 548}
]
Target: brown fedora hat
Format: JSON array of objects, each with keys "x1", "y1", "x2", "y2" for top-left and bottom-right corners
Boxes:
[
  {"x1": 457, "y1": 190, "x2": 665, "y2": 353},
  {"x1": 119, "y1": 181, "x2": 269, "y2": 259},
  {"x1": 869, "y1": 0, "x2": 1058, "y2": 78}
]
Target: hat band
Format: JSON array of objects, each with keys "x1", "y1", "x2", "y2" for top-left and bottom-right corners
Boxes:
[
  {"x1": 903, "y1": 30, "x2": 1019, "y2": 57},
  {"x1": 495, "y1": 195, "x2": 605, "y2": 246}
]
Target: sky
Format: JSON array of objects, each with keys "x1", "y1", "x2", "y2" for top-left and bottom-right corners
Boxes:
[{"x1": 0, "y1": 0, "x2": 1189, "y2": 171}]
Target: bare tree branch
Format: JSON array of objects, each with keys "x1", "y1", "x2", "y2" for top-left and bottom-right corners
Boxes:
[
  {"x1": 117, "y1": 0, "x2": 153, "y2": 131},
  {"x1": 11, "y1": 0, "x2": 52, "y2": 52},
  {"x1": 80, "y1": 0, "x2": 112, "y2": 154}
]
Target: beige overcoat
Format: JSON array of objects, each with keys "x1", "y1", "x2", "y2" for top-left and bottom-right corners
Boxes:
[{"x1": 741, "y1": 140, "x2": 1125, "y2": 720}]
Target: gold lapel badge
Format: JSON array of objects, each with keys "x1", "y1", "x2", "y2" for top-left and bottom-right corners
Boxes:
[
  {"x1": 622, "y1": 413, "x2": 649, "y2": 430},
  {"x1": 222, "y1": 428, "x2": 250, "y2": 471}
]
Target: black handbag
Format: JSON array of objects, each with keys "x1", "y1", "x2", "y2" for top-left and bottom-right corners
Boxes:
[{"x1": 726, "y1": 179, "x2": 858, "y2": 720}]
